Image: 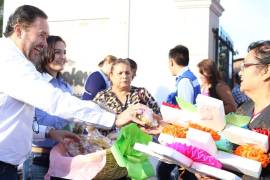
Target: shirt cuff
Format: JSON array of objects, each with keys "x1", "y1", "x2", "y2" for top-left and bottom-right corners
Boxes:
[{"x1": 97, "y1": 111, "x2": 116, "y2": 129}]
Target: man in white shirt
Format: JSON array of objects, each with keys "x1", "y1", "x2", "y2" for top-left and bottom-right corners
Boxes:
[{"x1": 0, "y1": 5, "x2": 144, "y2": 179}]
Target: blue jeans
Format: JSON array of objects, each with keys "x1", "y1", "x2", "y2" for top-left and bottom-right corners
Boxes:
[
  {"x1": 0, "y1": 161, "x2": 18, "y2": 180},
  {"x1": 23, "y1": 152, "x2": 49, "y2": 180}
]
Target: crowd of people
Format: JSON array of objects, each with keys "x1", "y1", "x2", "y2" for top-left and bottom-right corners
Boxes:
[
  {"x1": 0, "y1": 4, "x2": 270, "y2": 180},
  {"x1": 0, "y1": 5, "x2": 146, "y2": 180}
]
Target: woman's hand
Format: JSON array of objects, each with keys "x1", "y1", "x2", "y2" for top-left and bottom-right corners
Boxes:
[
  {"x1": 140, "y1": 125, "x2": 162, "y2": 135},
  {"x1": 141, "y1": 114, "x2": 167, "y2": 135},
  {"x1": 115, "y1": 104, "x2": 148, "y2": 127},
  {"x1": 153, "y1": 113, "x2": 163, "y2": 121}
]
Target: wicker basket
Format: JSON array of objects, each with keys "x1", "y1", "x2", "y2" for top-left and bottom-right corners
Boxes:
[{"x1": 94, "y1": 149, "x2": 128, "y2": 180}]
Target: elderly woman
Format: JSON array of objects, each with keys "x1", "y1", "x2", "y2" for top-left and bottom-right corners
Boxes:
[
  {"x1": 197, "y1": 59, "x2": 237, "y2": 114},
  {"x1": 93, "y1": 59, "x2": 161, "y2": 135},
  {"x1": 196, "y1": 40, "x2": 270, "y2": 180},
  {"x1": 235, "y1": 40, "x2": 270, "y2": 179}
]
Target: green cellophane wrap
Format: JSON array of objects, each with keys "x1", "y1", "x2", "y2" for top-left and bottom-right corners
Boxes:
[
  {"x1": 176, "y1": 97, "x2": 197, "y2": 112},
  {"x1": 225, "y1": 112, "x2": 251, "y2": 128},
  {"x1": 111, "y1": 123, "x2": 154, "y2": 180}
]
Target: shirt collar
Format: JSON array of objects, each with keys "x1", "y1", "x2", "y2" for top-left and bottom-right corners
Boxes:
[
  {"x1": 41, "y1": 72, "x2": 54, "y2": 82},
  {"x1": 176, "y1": 66, "x2": 189, "y2": 80},
  {"x1": 6, "y1": 37, "x2": 27, "y2": 59}
]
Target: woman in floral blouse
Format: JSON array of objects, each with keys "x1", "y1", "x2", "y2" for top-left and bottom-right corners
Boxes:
[{"x1": 93, "y1": 59, "x2": 161, "y2": 135}]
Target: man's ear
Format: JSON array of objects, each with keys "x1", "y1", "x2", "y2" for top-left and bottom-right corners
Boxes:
[
  {"x1": 169, "y1": 58, "x2": 174, "y2": 66},
  {"x1": 13, "y1": 24, "x2": 23, "y2": 38}
]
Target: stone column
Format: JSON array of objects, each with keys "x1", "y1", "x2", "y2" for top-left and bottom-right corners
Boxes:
[{"x1": 174, "y1": 0, "x2": 224, "y2": 66}]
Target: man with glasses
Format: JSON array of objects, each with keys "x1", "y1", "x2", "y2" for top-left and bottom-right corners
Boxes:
[{"x1": 0, "y1": 5, "x2": 145, "y2": 179}]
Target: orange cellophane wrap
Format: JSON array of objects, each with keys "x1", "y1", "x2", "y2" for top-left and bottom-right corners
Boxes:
[
  {"x1": 162, "y1": 124, "x2": 188, "y2": 138},
  {"x1": 189, "y1": 123, "x2": 220, "y2": 141},
  {"x1": 234, "y1": 145, "x2": 270, "y2": 168}
]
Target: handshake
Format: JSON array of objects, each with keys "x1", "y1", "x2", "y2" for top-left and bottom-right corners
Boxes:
[
  {"x1": 115, "y1": 104, "x2": 163, "y2": 135},
  {"x1": 48, "y1": 104, "x2": 163, "y2": 145}
]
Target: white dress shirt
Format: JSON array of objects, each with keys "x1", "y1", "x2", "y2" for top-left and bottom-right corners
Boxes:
[
  {"x1": 176, "y1": 67, "x2": 194, "y2": 104},
  {"x1": 0, "y1": 38, "x2": 115, "y2": 165}
]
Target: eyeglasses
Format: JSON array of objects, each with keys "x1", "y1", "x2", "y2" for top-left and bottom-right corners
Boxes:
[
  {"x1": 240, "y1": 62, "x2": 265, "y2": 71},
  {"x1": 32, "y1": 116, "x2": 39, "y2": 134}
]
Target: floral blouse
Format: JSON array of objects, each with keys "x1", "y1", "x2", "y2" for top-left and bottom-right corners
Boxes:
[
  {"x1": 93, "y1": 86, "x2": 161, "y2": 136},
  {"x1": 93, "y1": 86, "x2": 161, "y2": 115}
]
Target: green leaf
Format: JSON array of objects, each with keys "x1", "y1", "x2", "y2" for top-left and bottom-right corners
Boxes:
[{"x1": 176, "y1": 97, "x2": 197, "y2": 112}]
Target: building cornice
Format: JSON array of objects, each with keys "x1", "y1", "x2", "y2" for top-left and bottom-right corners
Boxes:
[{"x1": 175, "y1": 0, "x2": 224, "y2": 17}]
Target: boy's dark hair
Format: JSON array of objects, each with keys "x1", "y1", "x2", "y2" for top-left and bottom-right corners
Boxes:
[
  {"x1": 169, "y1": 45, "x2": 189, "y2": 66},
  {"x1": 4, "y1": 5, "x2": 47, "y2": 37}
]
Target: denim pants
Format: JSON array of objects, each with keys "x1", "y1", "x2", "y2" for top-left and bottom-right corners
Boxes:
[
  {"x1": 0, "y1": 161, "x2": 18, "y2": 180},
  {"x1": 23, "y1": 152, "x2": 49, "y2": 180}
]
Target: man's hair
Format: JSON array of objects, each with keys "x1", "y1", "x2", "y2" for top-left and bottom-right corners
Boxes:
[
  {"x1": 4, "y1": 5, "x2": 47, "y2": 37},
  {"x1": 169, "y1": 45, "x2": 189, "y2": 66}
]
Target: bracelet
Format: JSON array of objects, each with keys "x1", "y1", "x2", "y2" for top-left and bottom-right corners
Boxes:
[{"x1": 45, "y1": 126, "x2": 55, "y2": 139}]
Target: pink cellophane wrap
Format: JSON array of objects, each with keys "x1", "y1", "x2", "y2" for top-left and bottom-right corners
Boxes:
[
  {"x1": 45, "y1": 143, "x2": 106, "y2": 180},
  {"x1": 167, "y1": 142, "x2": 222, "y2": 169}
]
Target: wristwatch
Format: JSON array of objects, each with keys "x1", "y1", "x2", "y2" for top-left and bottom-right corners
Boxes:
[{"x1": 45, "y1": 126, "x2": 55, "y2": 139}]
